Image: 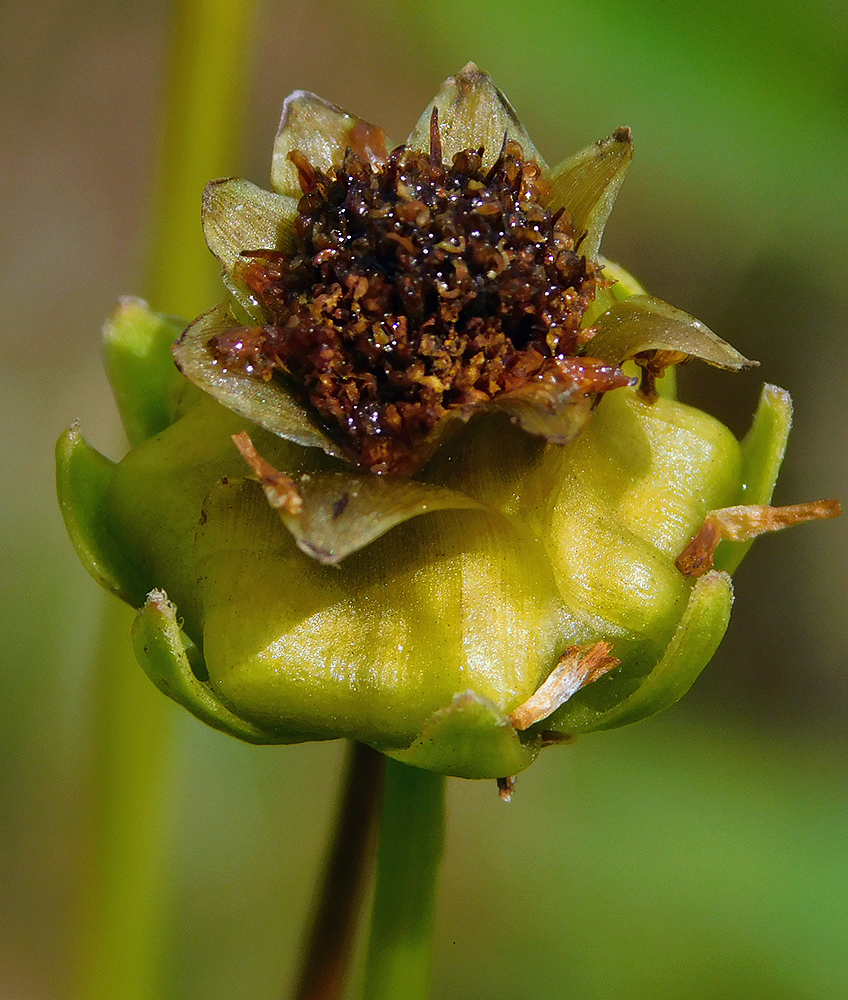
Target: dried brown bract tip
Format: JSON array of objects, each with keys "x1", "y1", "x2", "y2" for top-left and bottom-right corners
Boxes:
[
  {"x1": 496, "y1": 775, "x2": 516, "y2": 801},
  {"x1": 676, "y1": 499, "x2": 842, "y2": 577},
  {"x1": 507, "y1": 642, "x2": 620, "y2": 731},
  {"x1": 231, "y1": 431, "x2": 303, "y2": 515},
  {"x1": 209, "y1": 115, "x2": 625, "y2": 474}
]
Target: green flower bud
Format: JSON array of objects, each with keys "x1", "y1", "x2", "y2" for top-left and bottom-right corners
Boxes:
[{"x1": 57, "y1": 65, "x2": 839, "y2": 781}]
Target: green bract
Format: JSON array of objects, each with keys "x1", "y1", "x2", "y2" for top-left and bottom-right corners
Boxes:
[{"x1": 57, "y1": 66, "x2": 823, "y2": 780}]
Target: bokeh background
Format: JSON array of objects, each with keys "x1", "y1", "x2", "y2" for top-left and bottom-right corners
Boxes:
[{"x1": 2, "y1": 0, "x2": 847, "y2": 997}]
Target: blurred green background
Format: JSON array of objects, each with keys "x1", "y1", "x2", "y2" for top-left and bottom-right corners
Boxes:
[{"x1": 2, "y1": 0, "x2": 847, "y2": 997}]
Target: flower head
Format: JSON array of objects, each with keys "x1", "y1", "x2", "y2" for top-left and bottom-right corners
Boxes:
[
  {"x1": 175, "y1": 65, "x2": 754, "y2": 476},
  {"x1": 57, "y1": 65, "x2": 839, "y2": 783}
]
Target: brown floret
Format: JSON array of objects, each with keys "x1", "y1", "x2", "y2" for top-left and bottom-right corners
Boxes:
[{"x1": 211, "y1": 112, "x2": 617, "y2": 474}]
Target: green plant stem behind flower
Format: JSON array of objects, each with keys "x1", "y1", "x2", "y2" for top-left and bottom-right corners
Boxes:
[
  {"x1": 360, "y1": 759, "x2": 446, "y2": 1000},
  {"x1": 73, "y1": 2, "x2": 261, "y2": 999},
  {"x1": 146, "y1": 0, "x2": 261, "y2": 319},
  {"x1": 74, "y1": 600, "x2": 172, "y2": 1000}
]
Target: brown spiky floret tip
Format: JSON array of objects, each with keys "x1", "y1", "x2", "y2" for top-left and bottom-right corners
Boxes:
[{"x1": 211, "y1": 110, "x2": 623, "y2": 474}]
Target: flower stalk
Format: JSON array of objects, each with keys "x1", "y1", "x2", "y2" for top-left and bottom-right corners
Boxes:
[
  {"x1": 294, "y1": 743, "x2": 385, "y2": 1000},
  {"x1": 360, "y1": 760, "x2": 446, "y2": 1000}
]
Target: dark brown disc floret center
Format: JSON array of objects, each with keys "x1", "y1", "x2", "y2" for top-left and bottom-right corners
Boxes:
[{"x1": 211, "y1": 112, "x2": 616, "y2": 474}]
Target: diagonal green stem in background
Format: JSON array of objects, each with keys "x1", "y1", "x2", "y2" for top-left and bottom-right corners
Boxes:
[
  {"x1": 73, "y1": 1, "x2": 260, "y2": 998},
  {"x1": 360, "y1": 759, "x2": 446, "y2": 1000}
]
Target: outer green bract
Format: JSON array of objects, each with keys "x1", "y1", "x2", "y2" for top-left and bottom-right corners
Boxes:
[{"x1": 57, "y1": 66, "x2": 806, "y2": 779}]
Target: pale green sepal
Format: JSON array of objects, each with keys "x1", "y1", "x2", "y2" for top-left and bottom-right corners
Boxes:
[
  {"x1": 195, "y1": 480, "x2": 564, "y2": 751},
  {"x1": 132, "y1": 590, "x2": 290, "y2": 744},
  {"x1": 738, "y1": 383, "x2": 792, "y2": 503},
  {"x1": 172, "y1": 302, "x2": 345, "y2": 457},
  {"x1": 480, "y1": 380, "x2": 595, "y2": 445},
  {"x1": 546, "y1": 128, "x2": 632, "y2": 259},
  {"x1": 598, "y1": 257, "x2": 648, "y2": 300},
  {"x1": 537, "y1": 389, "x2": 741, "y2": 644},
  {"x1": 583, "y1": 255, "x2": 648, "y2": 325},
  {"x1": 406, "y1": 62, "x2": 547, "y2": 170},
  {"x1": 102, "y1": 298, "x2": 192, "y2": 447},
  {"x1": 271, "y1": 90, "x2": 390, "y2": 197},
  {"x1": 580, "y1": 261, "x2": 680, "y2": 397},
  {"x1": 386, "y1": 690, "x2": 538, "y2": 780},
  {"x1": 408, "y1": 384, "x2": 595, "y2": 474},
  {"x1": 99, "y1": 395, "x2": 321, "y2": 636},
  {"x1": 56, "y1": 424, "x2": 147, "y2": 605},
  {"x1": 548, "y1": 571, "x2": 733, "y2": 735},
  {"x1": 202, "y1": 178, "x2": 298, "y2": 322},
  {"x1": 587, "y1": 295, "x2": 755, "y2": 370},
  {"x1": 278, "y1": 472, "x2": 484, "y2": 565},
  {"x1": 714, "y1": 383, "x2": 792, "y2": 574}
]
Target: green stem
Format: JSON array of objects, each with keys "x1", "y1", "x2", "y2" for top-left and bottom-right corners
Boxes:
[
  {"x1": 360, "y1": 760, "x2": 446, "y2": 1000},
  {"x1": 74, "y1": 600, "x2": 173, "y2": 1000},
  {"x1": 146, "y1": 0, "x2": 262, "y2": 319},
  {"x1": 294, "y1": 743, "x2": 385, "y2": 1000},
  {"x1": 74, "y1": 1, "x2": 260, "y2": 997}
]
